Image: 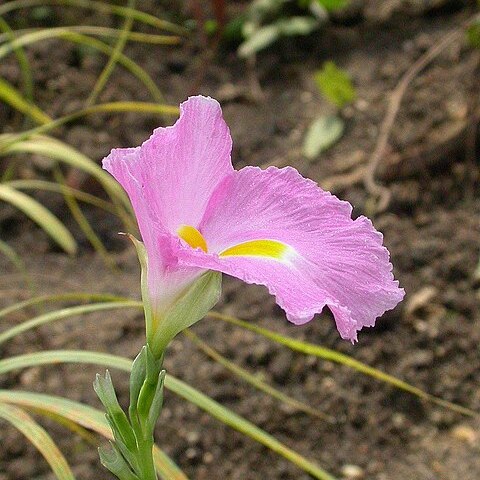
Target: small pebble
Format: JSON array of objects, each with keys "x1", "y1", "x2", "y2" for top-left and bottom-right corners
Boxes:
[
  {"x1": 354, "y1": 98, "x2": 369, "y2": 111},
  {"x1": 341, "y1": 464, "x2": 364, "y2": 479},
  {"x1": 186, "y1": 431, "x2": 200, "y2": 444},
  {"x1": 20, "y1": 367, "x2": 41, "y2": 386},
  {"x1": 405, "y1": 286, "x2": 438, "y2": 316},
  {"x1": 203, "y1": 452, "x2": 214, "y2": 464},
  {"x1": 321, "y1": 377, "x2": 336, "y2": 391},
  {"x1": 451, "y1": 425, "x2": 477, "y2": 445},
  {"x1": 185, "y1": 447, "x2": 199, "y2": 460},
  {"x1": 392, "y1": 413, "x2": 406, "y2": 428}
]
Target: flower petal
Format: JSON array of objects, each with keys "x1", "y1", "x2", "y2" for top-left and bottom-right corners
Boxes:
[
  {"x1": 176, "y1": 166, "x2": 404, "y2": 341},
  {"x1": 102, "y1": 150, "x2": 202, "y2": 319},
  {"x1": 113, "y1": 96, "x2": 232, "y2": 234}
]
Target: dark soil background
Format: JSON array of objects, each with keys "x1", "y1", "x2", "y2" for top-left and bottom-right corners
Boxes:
[{"x1": 1, "y1": 1, "x2": 480, "y2": 479}]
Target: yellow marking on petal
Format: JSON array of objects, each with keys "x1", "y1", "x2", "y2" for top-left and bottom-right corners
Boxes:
[
  {"x1": 219, "y1": 240, "x2": 288, "y2": 259},
  {"x1": 177, "y1": 225, "x2": 208, "y2": 252}
]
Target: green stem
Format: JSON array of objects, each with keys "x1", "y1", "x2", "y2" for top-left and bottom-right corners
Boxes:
[
  {"x1": 137, "y1": 437, "x2": 157, "y2": 480},
  {"x1": 131, "y1": 344, "x2": 164, "y2": 480}
]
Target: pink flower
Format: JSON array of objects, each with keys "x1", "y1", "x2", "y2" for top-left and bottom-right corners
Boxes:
[{"x1": 103, "y1": 96, "x2": 404, "y2": 350}]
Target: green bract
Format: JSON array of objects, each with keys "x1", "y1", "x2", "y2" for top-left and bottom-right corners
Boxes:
[{"x1": 128, "y1": 234, "x2": 222, "y2": 358}]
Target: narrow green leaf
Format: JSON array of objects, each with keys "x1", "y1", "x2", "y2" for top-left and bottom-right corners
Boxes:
[
  {"x1": 0, "y1": 17, "x2": 34, "y2": 103},
  {"x1": 0, "y1": 134, "x2": 134, "y2": 230},
  {"x1": 0, "y1": 102, "x2": 178, "y2": 149},
  {"x1": 166, "y1": 373, "x2": 336, "y2": 480},
  {"x1": 0, "y1": 390, "x2": 188, "y2": 480},
  {"x1": 184, "y1": 329, "x2": 331, "y2": 421},
  {"x1": 94, "y1": 371, "x2": 137, "y2": 452},
  {"x1": 26, "y1": 407, "x2": 97, "y2": 444},
  {"x1": 0, "y1": 30, "x2": 163, "y2": 103},
  {"x1": 86, "y1": 0, "x2": 136, "y2": 107},
  {"x1": 0, "y1": 402, "x2": 75, "y2": 480},
  {"x1": 4, "y1": 296, "x2": 473, "y2": 418},
  {"x1": 147, "y1": 370, "x2": 166, "y2": 429},
  {"x1": 0, "y1": 350, "x2": 133, "y2": 379},
  {"x1": 136, "y1": 345, "x2": 162, "y2": 419},
  {"x1": 0, "y1": 292, "x2": 130, "y2": 320},
  {"x1": 14, "y1": 135, "x2": 116, "y2": 178},
  {"x1": 71, "y1": 101, "x2": 178, "y2": 117},
  {"x1": 0, "y1": 0, "x2": 187, "y2": 35},
  {"x1": 0, "y1": 184, "x2": 76, "y2": 254},
  {"x1": 3, "y1": 295, "x2": 474, "y2": 418},
  {"x1": 0, "y1": 135, "x2": 115, "y2": 189},
  {"x1": 0, "y1": 25, "x2": 181, "y2": 46},
  {"x1": 0, "y1": 301, "x2": 141, "y2": 345},
  {"x1": 129, "y1": 346, "x2": 147, "y2": 414},
  {"x1": 208, "y1": 311, "x2": 478, "y2": 417},
  {"x1": 314, "y1": 61, "x2": 356, "y2": 108},
  {"x1": 7, "y1": 179, "x2": 118, "y2": 215},
  {"x1": 303, "y1": 114, "x2": 344, "y2": 159},
  {"x1": 99, "y1": 442, "x2": 140, "y2": 480},
  {"x1": 0, "y1": 77, "x2": 50, "y2": 124},
  {"x1": 53, "y1": 168, "x2": 115, "y2": 269},
  {"x1": 0, "y1": 350, "x2": 336, "y2": 480}
]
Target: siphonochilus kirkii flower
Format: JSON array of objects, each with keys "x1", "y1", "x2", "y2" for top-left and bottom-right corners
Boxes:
[{"x1": 103, "y1": 96, "x2": 404, "y2": 357}]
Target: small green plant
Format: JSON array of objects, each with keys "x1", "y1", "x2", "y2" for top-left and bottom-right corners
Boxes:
[
  {"x1": 314, "y1": 61, "x2": 356, "y2": 108},
  {"x1": 303, "y1": 61, "x2": 356, "y2": 160},
  {"x1": 231, "y1": 0, "x2": 349, "y2": 58}
]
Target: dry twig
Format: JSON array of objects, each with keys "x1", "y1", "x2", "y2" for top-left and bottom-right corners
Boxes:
[{"x1": 365, "y1": 14, "x2": 480, "y2": 213}]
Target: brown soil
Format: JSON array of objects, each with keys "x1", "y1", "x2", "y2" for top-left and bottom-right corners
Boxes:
[{"x1": 1, "y1": 1, "x2": 480, "y2": 479}]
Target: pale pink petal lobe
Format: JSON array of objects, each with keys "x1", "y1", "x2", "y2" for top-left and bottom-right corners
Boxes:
[
  {"x1": 176, "y1": 166, "x2": 404, "y2": 341},
  {"x1": 140, "y1": 95, "x2": 233, "y2": 233},
  {"x1": 102, "y1": 98, "x2": 233, "y2": 314},
  {"x1": 103, "y1": 95, "x2": 233, "y2": 235}
]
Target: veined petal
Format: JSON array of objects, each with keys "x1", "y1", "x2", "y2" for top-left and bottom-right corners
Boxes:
[
  {"x1": 176, "y1": 166, "x2": 404, "y2": 341},
  {"x1": 102, "y1": 147, "x2": 203, "y2": 310},
  {"x1": 103, "y1": 95, "x2": 233, "y2": 234},
  {"x1": 105, "y1": 96, "x2": 233, "y2": 235}
]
